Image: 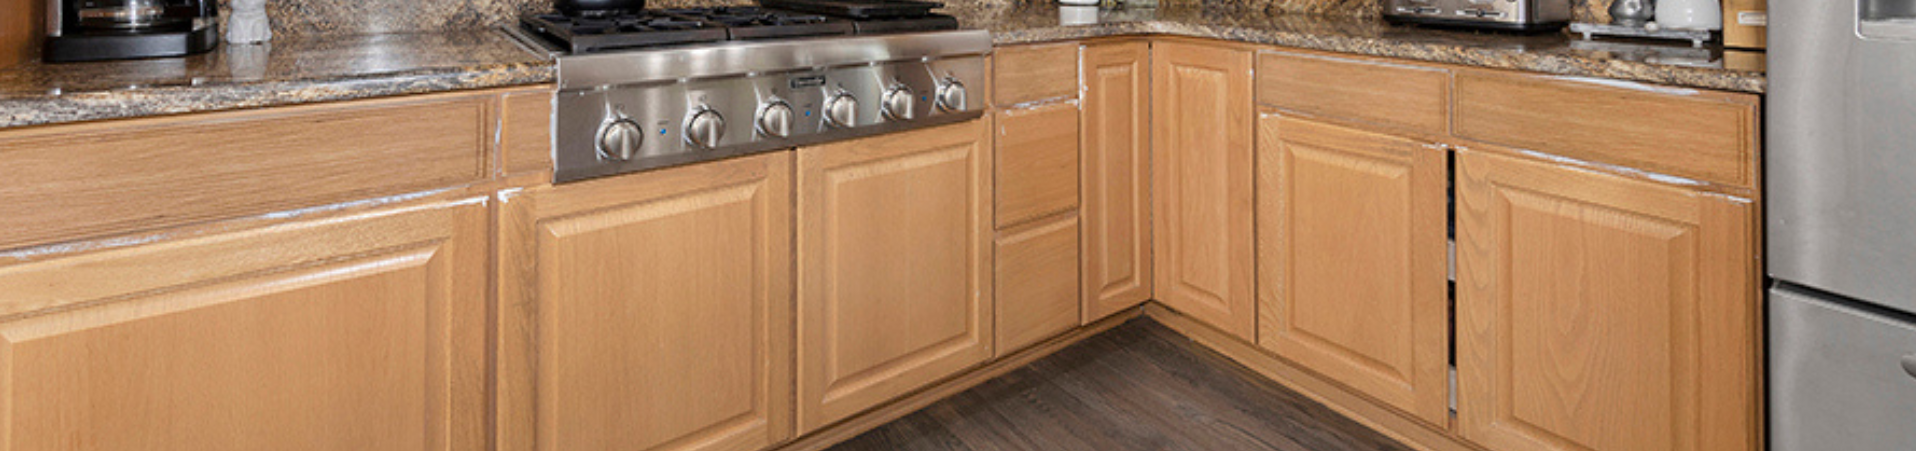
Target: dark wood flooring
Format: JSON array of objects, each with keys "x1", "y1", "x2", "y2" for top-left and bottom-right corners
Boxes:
[{"x1": 828, "y1": 317, "x2": 1416, "y2": 451}]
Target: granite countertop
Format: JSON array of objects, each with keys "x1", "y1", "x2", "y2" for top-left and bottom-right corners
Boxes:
[
  {"x1": 0, "y1": 29, "x2": 554, "y2": 129},
  {"x1": 949, "y1": 3, "x2": 1766, "y2": 94}
]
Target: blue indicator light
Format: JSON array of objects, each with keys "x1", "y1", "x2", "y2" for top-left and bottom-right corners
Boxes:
[
  {"x1": 921, "y1": 96, "x2": 928, "y2": 101},
  {"x1": 659, "y1": 128, "x2": 667, "y2": 135},
  {"x1": 804, "y1": 110, "x2": 813, "y2": 117}
]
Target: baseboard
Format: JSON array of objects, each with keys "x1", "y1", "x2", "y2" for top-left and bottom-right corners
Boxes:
[
  {"x1": 771, "y1": 306, "x2": 1146, "y2": 451},
  {"x1": 1141, "y1": 303, "x2": 1486, "y2": 451}
]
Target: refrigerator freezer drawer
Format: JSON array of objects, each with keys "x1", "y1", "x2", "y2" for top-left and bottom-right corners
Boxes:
[{"x1": 1770, "y1": 284, "x2": 1916, "y2": 451}]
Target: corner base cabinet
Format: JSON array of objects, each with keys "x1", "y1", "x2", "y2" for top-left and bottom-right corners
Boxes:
[
  {"x1": 1454, "y1": 149, "x2": 1759, "y2": 451},
  {"x1": 1150, "y1": 40, "x2": 1257, "y2": 341},
  {"x1": 1080, "y1": 40, "x2": 1154, "y2": 324},
  {"x1": 797, "y1": 119, "x2": 995, "y2": 433},
  {"x1": 495, "y1": 152, "x2": 795, "y2": 451}
]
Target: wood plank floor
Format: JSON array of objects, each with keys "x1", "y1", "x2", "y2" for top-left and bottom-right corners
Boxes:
[{"x1": 828, "y1": 317, "x2": 1417, "y2": 451}]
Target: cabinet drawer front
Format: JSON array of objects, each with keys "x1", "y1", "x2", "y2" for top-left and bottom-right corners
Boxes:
[
  {"x1": 0, "y1": 90, "x2": 512, "y2": 250},
  {"x1": 1453, "y1": 71, "x2": 1760, "y2": 188},
  {"x1": 995, "y1": 214, "x2": 1081, "y2": 355},
  {"x1": 995, "y1": 102, "x2": 1082, "y2": 228},
  {"x1": 0, "y1": 199, "x2": 488, "y2": 451},
  {"x1": 1257, "y1": 50, "x2": 1450, "y2": 136},
  {"x1": 994, "y1": 42, "x2": 1079, "y2": 106}
]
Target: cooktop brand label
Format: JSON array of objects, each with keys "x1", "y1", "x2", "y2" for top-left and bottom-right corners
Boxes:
[{"x1": 790, "y1": 75, "x2": 827, "y2": 89}]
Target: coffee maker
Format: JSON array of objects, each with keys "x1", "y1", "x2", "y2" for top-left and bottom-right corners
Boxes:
[{"x1": 44, "y1": 0, "x2": 219, "y2": 62}]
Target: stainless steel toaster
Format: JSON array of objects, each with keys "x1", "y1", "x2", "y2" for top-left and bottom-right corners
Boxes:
[{"x1": 1382, "y1": 0, "x2": 1571, "y2": 31}]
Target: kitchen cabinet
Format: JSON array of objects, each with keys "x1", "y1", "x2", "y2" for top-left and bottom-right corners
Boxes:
[
  {"x1": 0, "y1": 197, "x2": 489, "y2": 451},
  {"x1": 1454, "y1": 149, "x2": 1759, "y2": 451},
  {"x1": 1150, "y1": 40, "x2": 1256, "y2": 341},
  {"x1": 797, "y1": 119, "x2": 994, "y2": 432},
  {"x1": 1080, "y1": 40, "x2": 1153, "y2": 324},
  {"x1": 1255, "y1": 115, "x2": 1451, "y2": 426},
  {"x1": 495, "y1": 153, "x2": 794, "y2": 451},
  {"x1": 993, "y1": 102, "x2": 1083, "y2": 354}
]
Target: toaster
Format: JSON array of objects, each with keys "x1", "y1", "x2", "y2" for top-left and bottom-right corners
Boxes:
[{"x1": 1382, "y1": 0, "x2": 1571, "y2": 31}]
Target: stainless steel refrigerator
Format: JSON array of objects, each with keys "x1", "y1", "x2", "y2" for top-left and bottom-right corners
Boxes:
[{"x1": 1769, "y1": 0, "x2": 1916, "y2": 449}]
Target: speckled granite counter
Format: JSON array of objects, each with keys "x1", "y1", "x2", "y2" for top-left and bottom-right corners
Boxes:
[
  {"x1": 950, "y1": 3, "x2": 1766, "y2": 93},
  {"x1": 0, "y1": 29, "x2": 553, "y2": 129}
]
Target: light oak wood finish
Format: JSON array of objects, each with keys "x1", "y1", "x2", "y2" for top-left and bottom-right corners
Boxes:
[
  {"x1": 994, "y1": 213, "x2": 1082, "y2": 356},
  {"x1": 1150, "y1": 305, "x2": 1485, "y2": 451},
  {"x1": 775, "y1": 307, "x2": 1142, "y2": 451},
  {"x1": 992, "y1": 42, "x2": 1080, "y2": 106},
  {"x1": 0, "y1": 197, "x2": 489, "y2": 451},
  {"x1": 797, "y1": 120, "x2": 995, "y2": 433},
  {"x1": 1722, "y1": 0, "x2": 1766, "y2": 49},
  {"x1": 495, "y1": 152, "x2": 793, "y2": 451},
  {"x1": 1255, "y1": 114, "x2": 1451, "y2": 427},
  {"x1": 0, "y1": 86, "x2": 550, "y2": 251},
  {"x1": 1079, "y1": 40, "x2": 1153, "y2": 324},
  {"x1": 1150, "y1": 40, "x2": 1257, "y2": 341},
  {"x1": 0, "y1": 0, "x2": 40, "y2": 68},
  {"x1": 1454, "y1": 149, "x2": 1759, "y2": 451},
  {"x1": 1255, "y1": 49, "x2": 1451, "y2": 137},
  {"x1": 501, "y1": 90, "x2": 556, "y2": 176},
  {"x1": 1452, "y1": 70, "x2": 1761, "y2": 190},
  {"x1": 994, "y1": 102, "x2": 1082, "y2": 229}
]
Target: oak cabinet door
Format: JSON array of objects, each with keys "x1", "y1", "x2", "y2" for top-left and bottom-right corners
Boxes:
[
  {"x1": 1455, "y1": 150, "x2": 1760, "y2": 451},
  {"x1": 1255, "y1": 115, "x2": 1451, "y2": 426},
  {"x1": 1150, "y1": 40, "x2": 1256, "y2": 340},
  {"x1": 0, "y1": 198, "x2": 488, "y2": 451},
  {"x1": 497, "y1": 153, "x2": 794, "y2": 451},
  {"x1": 993, "y1": 101, "x2": 1083, "y2": 355},
  {"x1": 1080, "y1": 40, "x2": 1154, "y2": 324},
  {"x1": 994, "y1": 214, "x2": 1082, "y2": 355},
  {"x1": 797, "y1": 120, "x2": 994, "y2": 432}
]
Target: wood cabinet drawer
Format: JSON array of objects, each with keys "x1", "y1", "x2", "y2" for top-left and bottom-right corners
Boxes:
[
  {"x1": 995, "y1": 102, "x2": 1081, "y2": 228},
  {"x1": 1257, "y1": 50, "x2": 1450, "y2": 136},
  {"x1": 994, "y1": 42, "x2": 1079, "y2": 106},
  {"x1": 1453, "y1": 70, "x2": 1760, "y2": 188},
  {"x1": 0, "y1": 87, "x2": 546, "y2": 250},
  {"x1": 995, "y1": 214, "x2": 1081, "y2": 356}
]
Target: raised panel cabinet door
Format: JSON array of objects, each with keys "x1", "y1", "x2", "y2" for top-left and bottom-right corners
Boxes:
[
  {"x1": 1080, "y1": 40, "x2": 1153, "y2": 324},
  {"x1": 496, "y1": 152, "x2": 794, "y2": 451},
  {"x1": 0, "y1": 198, "x2": 488, "y2": 451},
  {"x1": 994, "y1": 101, "x2": 1082, "y2": 229},
  {"x1": 1455, "y1": 150, "x2": 1760, "y2": 451},
  {"x1": 1150, "y1": 40, "x2": 1256, "y2": 340},
  {"x1": 797, "y1": 120, "x2": 994, "y2": 432},
  {"x1": 1255, "y1": 115, "x2": 1450, "y2": 426}
]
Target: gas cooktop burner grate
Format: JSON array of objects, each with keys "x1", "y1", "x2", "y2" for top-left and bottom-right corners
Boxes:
[
  {"x1": 523, "y1": 12, "x2": 728, "y2": 53},
  {"x1": 665, "y1": 6, "x2": 855, "y2": 40}
]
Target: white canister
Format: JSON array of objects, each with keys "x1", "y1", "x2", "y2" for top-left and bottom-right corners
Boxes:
[
  {"x1": 1059, "y1": 5, "x2": 1098, "y2": 24},
  {"x1": 1655, "y1": 0, "x2": 1722, "y2": 30}
]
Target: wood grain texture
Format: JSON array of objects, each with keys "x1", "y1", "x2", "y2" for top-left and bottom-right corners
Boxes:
[
  {"x1": 1452, "y1": 70, "x2": 1760, "y2": 189},
  {"x1": 1722, "y1": 0, "x2": 1766, "y2": 49},
  {"x1": 993, "y1": 42, "x2": 1080, "y2": 106},
  {"x1": 1256, "y1": 49, "x2": 1451, "y2": 137},
  {"x1": 797, "y1": 120, "x2": 994, "y2": 433},
  {"x1": 1150, "y1": 40, "x2": 1257, "y2": 342},
  {"x1": 1255, "y1": 114, "x2": 1451, "y2": 427},
  {"x1": 0, "y1": 197, "x2": 488, "y2": 451},
  {"x1": 495, "y1": 152, "x2": 793, "y2": 451},
  {"x1": 774, "y1": 308, "x2": 1142, "y2": 451},
  {"x1": 994, "y1": 102, "x2": 1081, "y2": 229},
  {"x1": 0, "y1": 86, "x2": 549, "y2": 251},
  {"x1": 1150, "y1": 305, "x2": 1486, "y2": 451},
  {"x1": 1454, "y1": 149, "x2": 1759, "y2": 451},
  {"x1": 1079, "y1": 40, "x2": 1153, "y2": 325},
  {"x1": 831, "y1": 317, "x2": 1414, "y2": 451},
  {"x1": 994, "y1": 213, "x2": 1081, "y2": 356},
  {"x1": 0, "y1": 0, "x2": 40, "y2": 67},
  {"x1": 501, "y1": 89, "x2": 555, "y2": 176}
]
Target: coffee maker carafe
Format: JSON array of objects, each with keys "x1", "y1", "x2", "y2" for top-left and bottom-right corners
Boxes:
[{"x1": 44, "y1": 0, "x2": 219, "y2": 62}]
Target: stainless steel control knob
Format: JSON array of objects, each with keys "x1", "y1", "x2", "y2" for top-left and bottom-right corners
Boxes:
[
  {"x1": 935, "y1": 79, "x2": 966, "y2": 112},
  {"x1": 824, "y1": 93, "x2": 857, "y2": 128},
  {"x1": 882, "y1": 85, "x2": 915, "y2": 120},
  {"x1": 757, "y1": 100, "x2": 795, "y2": 138},
  {"x1": 685, "y1": 106, "x2": 725, "y2": 149},
  {"x1": 596, "y1": 118, "x2": 644, "y2": 161}
]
